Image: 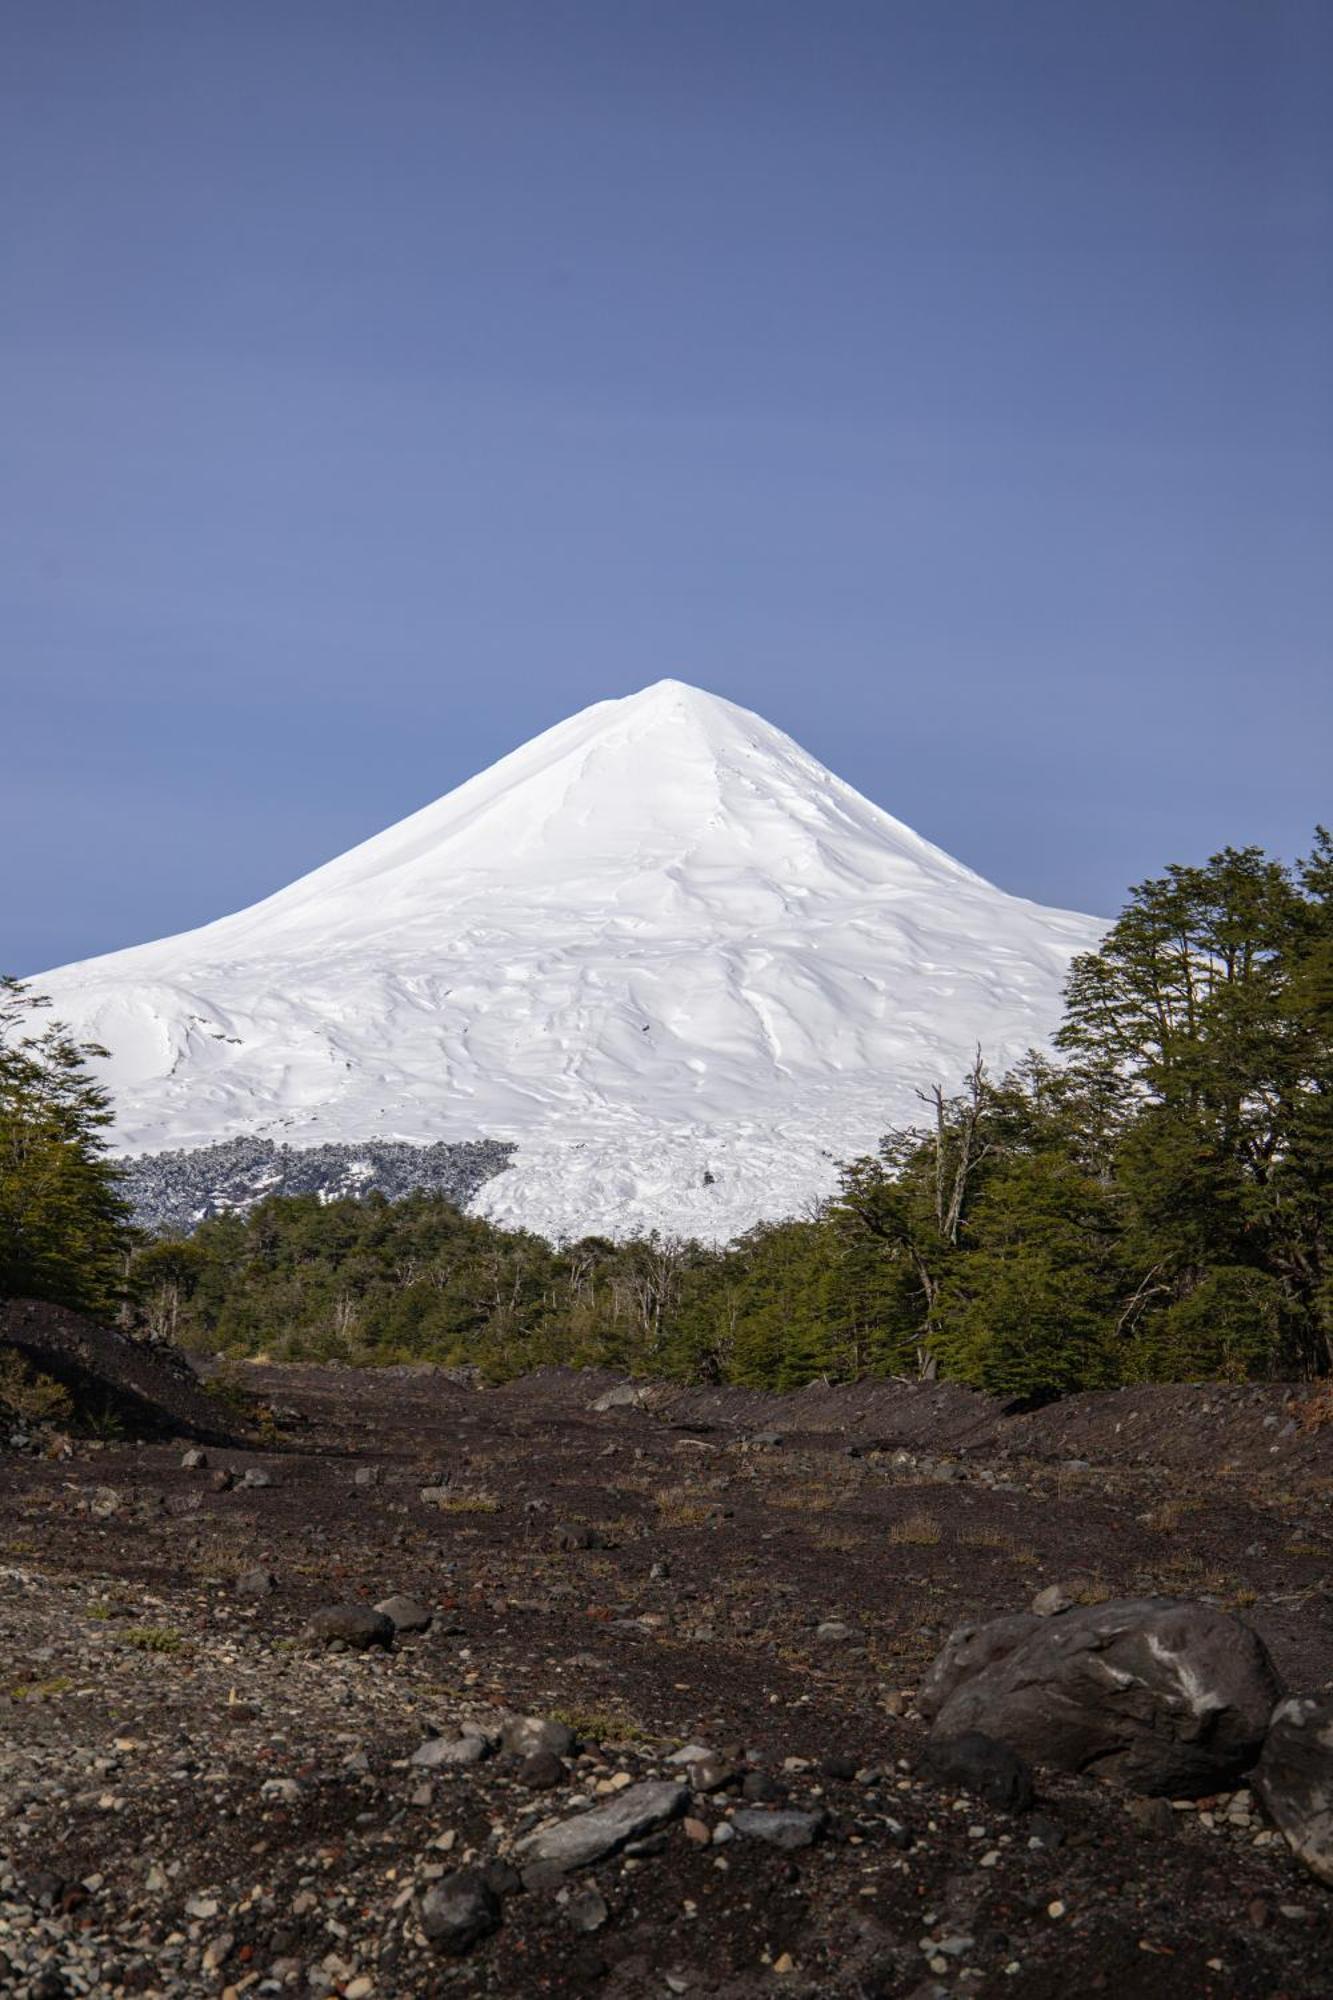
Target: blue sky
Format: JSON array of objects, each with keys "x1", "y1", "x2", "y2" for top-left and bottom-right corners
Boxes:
[{"x1": 3, "y1": 0, "x2": 1330, "y2": 973}]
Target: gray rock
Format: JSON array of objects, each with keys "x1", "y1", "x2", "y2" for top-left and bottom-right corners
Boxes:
[
  {"x1": 502, "y1": 1714, "x2": 575, "y2": 1759},
  {"x1": 519, "y1": 1749, "x2": 566, "y2": 1790},
  {"x1": 686, "y1": 1754, "x2": 741, "y2": 1794},
  {"x1": 418, "y1": 1869, "x2": 501, "y2": 1955},
  {"x1": 590, "y1": 1383, "x2": 648, "y2": 1413},
  {"x1": 240, "y1": 1467, "x2": 273, "y2": 1489},
  {"x1": 815, "y1": 1620, "x2": 862, "y2": 1646},
  {"x1": 562, "y1": 1887, "x2": 609, "y2": 1933},
  {"x1": 1031, "y1": 1581, "x2": 1083, "y2": 1617},
  {"x1": 921, "y1": 1597, "x2": 1282, "y2": 1797},
  {"x1": 553, "y1": 1523, "x2": 603, "y2": 1551},
  {"x1": 731, "y1": 1807, "x2": 826, "y2": 1850},
  {"x1": 353, "y1": 1465, "x2": 381, "y2": 1487},
  {"x1": 235, "y1": 1568, "x2": 276, "y2": 1598},
  {"x1": 741, "y1": 1770, "x2": 787, "y2": 1804},
  {"x1": 1255, "y1": 1695, "x2": 1333, "y2": 1886},
  {"x1": 412, "y1": 1733, "x2": 490, "y2": 1769},
  {"x1": 306, "y1": 1605, "x2": 395, "y2": 1652},
  {"x1": 181, "y1": 1449, "x2": 208, "y2": 1470},
  {"x1": 374, "y1": 1594, "x2": 432, "y2": 1635},
  {"x1": 515, "y1": 1780, "x2": 687, "y2": 1872}
]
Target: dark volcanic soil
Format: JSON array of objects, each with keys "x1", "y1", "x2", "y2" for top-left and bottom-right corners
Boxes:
[{"x1": 3, "y1": 1364, "x2": 1333, "y2": 1998}]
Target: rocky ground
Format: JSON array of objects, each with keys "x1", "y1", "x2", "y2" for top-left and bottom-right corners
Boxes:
[{"x1": 3, "y1": 1363, "x2": 1333, "y2": 1998}]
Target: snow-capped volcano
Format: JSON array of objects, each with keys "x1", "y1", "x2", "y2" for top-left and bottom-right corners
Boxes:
[{"x1": 33, "y1": 681, "x2": 1106, "y2": 1240}]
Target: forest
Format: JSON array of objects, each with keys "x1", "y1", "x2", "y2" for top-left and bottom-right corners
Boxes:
[{"x1": 4, "y1": 832, "x2": 1331, "y2": 1396}]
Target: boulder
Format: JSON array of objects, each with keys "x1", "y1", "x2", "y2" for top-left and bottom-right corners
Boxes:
[
  {"x1": 1255, "y1": 1695, "x2": 1333, "y2": 1886},
  {"x1": 306, "y1": 1605, "x2": 395, "y2": 1652},
  {"x1": 920, "y1": 1597, "x2": 1281, "y2": 1797}
]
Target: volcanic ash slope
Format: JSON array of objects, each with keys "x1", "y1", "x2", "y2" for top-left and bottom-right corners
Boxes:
[{"x1": 33, "y1": 681, "x2": 1106, "y2": 1240}]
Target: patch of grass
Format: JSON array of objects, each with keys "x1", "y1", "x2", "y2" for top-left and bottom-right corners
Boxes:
[
  {"x1": 959, "y1": 1528, "x2": 1039, "y2": 1565},
  {"x1": 888, "y1": 1510, "x2": 943, "y2": 1547},
  {"x1": 0, "y1": 1351, "x2": 73, "y2": 1425},
  {"x1": 10, "y1": 1676, "x2": 73, "y2": 1701},
  {"x1": 1284, "y1": 1540, "x2": 1324, "y2": 1558},
  {"x1": 809, "y1": 1527, "x2": 864, "y2": 1553},
  {"x1": 121, "y1": 1625, "x2": 185, "y2": 1654},
  {"x1": 550, "y1": 1703, "x2": 649, "y2": 1746},
  {"x1": 427, "y1": 1493, "x2": 500, "y2": 1515},
  {"x1": 654, "y1": 1487, "x2": 717, "y2": 1527},
  {"x1": 765, "y1": 1484, "x2": 838, "y2": 1514}
]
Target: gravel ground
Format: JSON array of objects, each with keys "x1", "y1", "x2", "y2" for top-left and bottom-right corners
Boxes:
[{"x1": 2, "y1": 1363, "x2": 1332, "y2": 1997}]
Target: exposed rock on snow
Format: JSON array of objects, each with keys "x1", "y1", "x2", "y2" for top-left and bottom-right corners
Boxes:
[
  {"x1": 117, "y1": 1134, "x2": 515, "y2": 1234},
  {"x1": 33, "y1": 681, "x2": 1106, "y2": 1242}
]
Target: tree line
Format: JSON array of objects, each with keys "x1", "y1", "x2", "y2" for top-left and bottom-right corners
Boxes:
[{"x1": 3, "y1": 831, "x2": 1330, "y2": 1396}]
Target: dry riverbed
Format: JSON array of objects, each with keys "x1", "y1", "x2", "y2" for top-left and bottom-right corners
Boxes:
[{"x1": 3, "y1": 1364, "x2": 1333, "y2": 1997}]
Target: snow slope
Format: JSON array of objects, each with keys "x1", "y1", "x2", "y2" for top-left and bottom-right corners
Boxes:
[{"x1": 32, "y1": 681, "x2": 1106, "y2": 1241}]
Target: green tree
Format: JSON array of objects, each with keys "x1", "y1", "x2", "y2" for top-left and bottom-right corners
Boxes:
[{"x1": 0, "y1": 976, "x2": 130, "y2": 1316}]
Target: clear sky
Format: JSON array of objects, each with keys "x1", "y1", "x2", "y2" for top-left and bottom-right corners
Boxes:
[{"x1": 3, "y1": 0, "x2": 1330, "y2": 974}]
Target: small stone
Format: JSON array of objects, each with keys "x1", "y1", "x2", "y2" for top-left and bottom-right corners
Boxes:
[
  {"x1": 519, "y1": 1749, "x2": 566, "y2": 1790},
  {"x1": 682, "y1": 1817, "x2": 711, "y2": 1844},
  {"x1": 1031, "y1": 1582, "x2": 1082, "y2": 1618},
  {"x1": 503, "y1": 1714, "x2": 576, "y2": 1760},
  {"x1": 562, "y1": 1886, "x2": 609, "y2": 1933},
  {"x1": 373, "y1": 1594, "x2": 432, "y2": 1635},
  {"x1": 240, "y1": 1467, "x2": 273, "y2": 1489},
  {"x1": 418, "y1": 1869, "x2": 501, "y2": 1955},
  {"x1": 731, "y1": 1807, "x2": 826, "y2": 1851},
  {"x1": 687, "y1": 1753, "x2": 740, "y2": 1794},
  {"x1": 306, "y1": 1605, "x2": 395, "y2": 1651},
  {"x1": 235, "y1": 1567, "x2": 277, "y2": 1598},
  {"x1": 412, "y1": 1734, "x2": 489, "y2": 1769},
  {"x1": 181, "y1": 1448, "x2": 208, "y2": 1470},
  {"x1": 741, "y1": 1770, "x2": 787, "y2": 1804},
  {"x1": 353, "y1": 1465, "x2": 381, "y2": 1487},
  {"x1": 553, "y1": 1522, "x2": 602, "y2": 1551}
]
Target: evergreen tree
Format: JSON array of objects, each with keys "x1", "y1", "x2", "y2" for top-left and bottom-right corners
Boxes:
[{"x1": 0, "y1": 977, "x2": 130, "y2": 1316}]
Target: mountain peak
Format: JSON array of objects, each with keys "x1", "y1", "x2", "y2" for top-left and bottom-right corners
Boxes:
[{"x1": 33, "y1": 684, "x2": 1105, "y2": 1243}]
